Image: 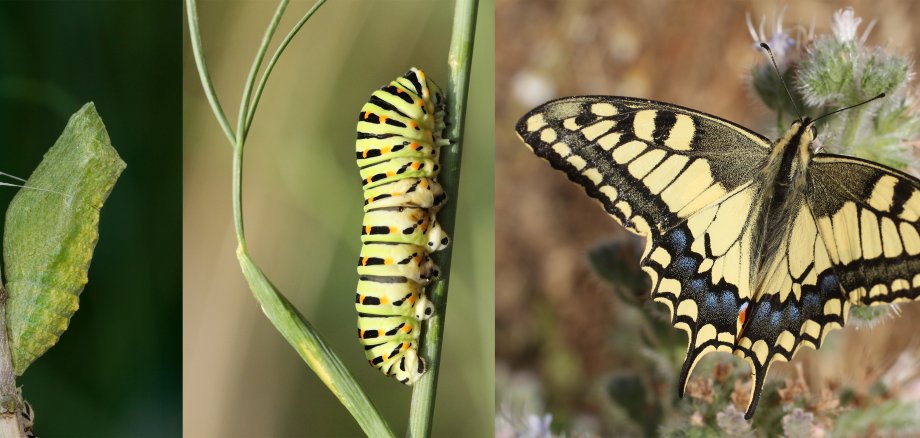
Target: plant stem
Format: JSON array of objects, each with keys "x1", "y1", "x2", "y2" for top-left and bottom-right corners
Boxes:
[
  {"x1": 244, "y1": 0, "x2": 327, "y2": 139},
  {"x1": 840, "y1": 105, "x2": 865, "y2": 149},
  {"x1": 186, "y1": 0, "x2": 235, "y2": 145},
  {"x1": 0, "y1": 286, "x2": 25, "y2": 437},
  {"x1": 236, "y1": 0, "x2": 289, "y2": 148},
  {"x1": 186, "y1": 1, "x2": 394, "y2": 435},
  {"x1": 407, "y1": 0, "x2": 479, "y2": 436}
]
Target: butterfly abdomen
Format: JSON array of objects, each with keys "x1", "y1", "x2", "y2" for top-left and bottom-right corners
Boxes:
[{"x1": 354, "y1": 68, "x2": 448, "y2": 385}]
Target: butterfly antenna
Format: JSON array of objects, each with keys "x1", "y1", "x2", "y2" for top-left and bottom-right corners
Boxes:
[
  {"x1": 759, "y1": 43, "x2": 803, "y2": 120},
  {"x1": 813, "y1": 93, "x2": 886, "y2": 124}
]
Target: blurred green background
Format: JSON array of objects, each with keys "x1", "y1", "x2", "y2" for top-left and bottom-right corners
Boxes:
[
  {"x1": 0, "y1": 2, "x2": 182, "y2": 437},
  {"x1": 183, "y1": 1, "x2": 493, "y2": 436},
  {"x1": 496, "y1": 0, "x2": 920, "y2": 436}
]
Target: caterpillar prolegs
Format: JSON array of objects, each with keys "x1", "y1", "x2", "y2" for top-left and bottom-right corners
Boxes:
[{"x1": 355, "y1": 68, "x2": 450, "y2": 384}]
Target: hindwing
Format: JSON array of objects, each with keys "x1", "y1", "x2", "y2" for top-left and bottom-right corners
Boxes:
[
  {"x1": 732, "y1": 200, "x2": 847, "y2": 418},
  {"x1": 643, "y1": 183, "x2": 758, "y2": 398}
]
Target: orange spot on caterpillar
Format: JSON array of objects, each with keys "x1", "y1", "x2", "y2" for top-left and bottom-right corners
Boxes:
[
  {"x1": 383, "y1": 354, "x2": 389, "y2": 361},
  {"x1": 362, "y1": 149, "x2": 370, "y2": 158},
  {"x1": 364, "y1": 225, "x2": 371, "y2": 234},
  {"x1": 367, "y1": 196, "x2": 375, "y2": 203},
  {"x1": 386, "y1": 171, "x2": 395, "y2": 177},
  {"x1": 411, "y1": 162, "x2": 421, "y2": 170},
  {"x1": 359, "y1": 329, "x2": 365, "y2": 338},
  {"x1": 363, "y1": 111, "x2": 371, "y2": 120},
  {"x1": 359, "y1": 294, "x2": 365, "y2": 303},
  {"x1": 402, "y1": 325, "x2": 411, "y2": 333},
  {"x1": 389, "y1": 226, "x2": 397, "y2": 233},
  {"x1": 408, "y1": 121, "x2": 418, "y2": 129},
  {"x1": 380, "y1": 116, "x2": 388, "y2": 124},
  {"x1": 402, "y1": 342, "x2": 409, "y2": 350},
  {"x1": 384, "y1": 258, "x2": 394, "y2": 265},
  {"x1": 416, "y1": 99, "x2": 423, "y2": 107},
  {"x1": 361, "y1": 257, "x2": 369, "y2": 266},
  {"x1": 409, "y1": 143, "x2": 420, "y2": 150},
  {"x1": 380, "y1": 296, "x2": 389, "y2": 305},
  {"x1": 408, "y1": 295, "x2": 417, "y2": 305},
  {"x1": 381, "y1": 147, "x2": 391, "y2": 154}
]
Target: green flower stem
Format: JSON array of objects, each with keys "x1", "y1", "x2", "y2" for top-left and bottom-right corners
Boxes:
[
  {"x1": 186, "y1": 1, "x2": 394, "y2": 436},
  {"x1": 407, "y1": 0, "x2": 479, "y2": 436}
]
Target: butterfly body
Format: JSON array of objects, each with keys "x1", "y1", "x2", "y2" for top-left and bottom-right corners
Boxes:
[{"x1": 516, "y1": 96, "x2": 920, "y2": 418}]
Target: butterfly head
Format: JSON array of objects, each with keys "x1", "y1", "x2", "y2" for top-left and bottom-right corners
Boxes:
[{"x1": 792, "y1": 118, "x2": 818, "y2": 143}]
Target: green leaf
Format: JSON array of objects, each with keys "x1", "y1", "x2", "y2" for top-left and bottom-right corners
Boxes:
[{"x1": 2, "y1": 102, "x2": 125, "y2": 375}]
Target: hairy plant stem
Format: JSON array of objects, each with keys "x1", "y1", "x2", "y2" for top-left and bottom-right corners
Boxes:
[
  {"x1": 407, "y1": 0, "x2": 479, "y2": 436},
  {"x1": 841, "y1": 105, "x2": 865, "y2": 149}
]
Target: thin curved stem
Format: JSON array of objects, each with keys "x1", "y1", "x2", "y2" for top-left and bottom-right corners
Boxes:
[
  {"x1": 186, "y1": 0, "x2": 235, "y2": 145},
  {"x1": 235, "y1": 0, "x2": 289, "y2": 146},
  {"x1": 243, "y1": 0, "x2": 328, "y2": 139},
  {"x1": 407, "y1": 0, "x2": 479, "y2": 436}
]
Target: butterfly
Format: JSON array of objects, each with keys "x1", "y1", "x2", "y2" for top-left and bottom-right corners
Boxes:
[{"x1": 516, "y1": 95, "x2": 920, "y2": 419}]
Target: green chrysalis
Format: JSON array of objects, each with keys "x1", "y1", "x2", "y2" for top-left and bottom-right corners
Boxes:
[{"x1": 2, "y1": 102, "x2": 125, "y2": 375}]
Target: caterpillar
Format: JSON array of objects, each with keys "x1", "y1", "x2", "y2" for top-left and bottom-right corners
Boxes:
[{"x1": 355, "y1": 68, "x2": 450, "y2": 384}]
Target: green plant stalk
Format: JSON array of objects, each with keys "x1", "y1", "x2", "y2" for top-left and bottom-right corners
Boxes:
[
  {"x1": 186, "y1": 1, "x2": 394, "y2": 435},
  {"x1": 186, "y1": 0, "x2": 234, "y2": 145},
  {"x1": 407, "y1": 0, "x2": 479, "y2": 436},
  {"x1": 243, "y1": 0, "x2": 327, "y2": 139},
  {"x1": 840, "y1": 105, "x2": 865, "y2": 149}
]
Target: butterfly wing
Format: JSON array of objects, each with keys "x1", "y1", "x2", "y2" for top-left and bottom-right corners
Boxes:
[
  {"x1": 807, "y1": 154, "x2": 920, "y2": 305},
  {"x1": 516, "y1": 95, "x2": 774, "y2": 399},
  {"x1": 732, "y1": 200, "x2": 846, "y2": 419},
  {"x1": 515, "y1": 96, "x2": 771, "y2": 236},
  {"x1": 733, "y1": 153, "x2": 920, "y2": 418},
  {"x1": 646, "y1": 182, "x2": 760, "y2": 398}
]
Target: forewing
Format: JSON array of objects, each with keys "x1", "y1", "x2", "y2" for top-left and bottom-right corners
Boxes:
[{"x1": 515, "y1": 96, "x2": 771, "y2": 236}]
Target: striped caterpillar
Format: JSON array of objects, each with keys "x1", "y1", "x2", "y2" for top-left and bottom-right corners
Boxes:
[{"x1": 355, "y1": 68, "x2": 450, "y2": 384}]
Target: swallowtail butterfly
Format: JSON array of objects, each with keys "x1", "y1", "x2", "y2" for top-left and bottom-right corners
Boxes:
[
  {"x1": 355, "y1": 68, "x2": 449, "y2": 384},
  {"x1": 516, "y1": 94, "x2": 920, "y2": 418}
]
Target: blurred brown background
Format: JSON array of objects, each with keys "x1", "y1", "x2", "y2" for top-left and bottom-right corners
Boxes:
[
  {"x1": 184, "y1": 1, "x2": 494, "y2": 436},
  {"x1": 496, "y1": 0, "x2": 920, "y2": 434}
]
